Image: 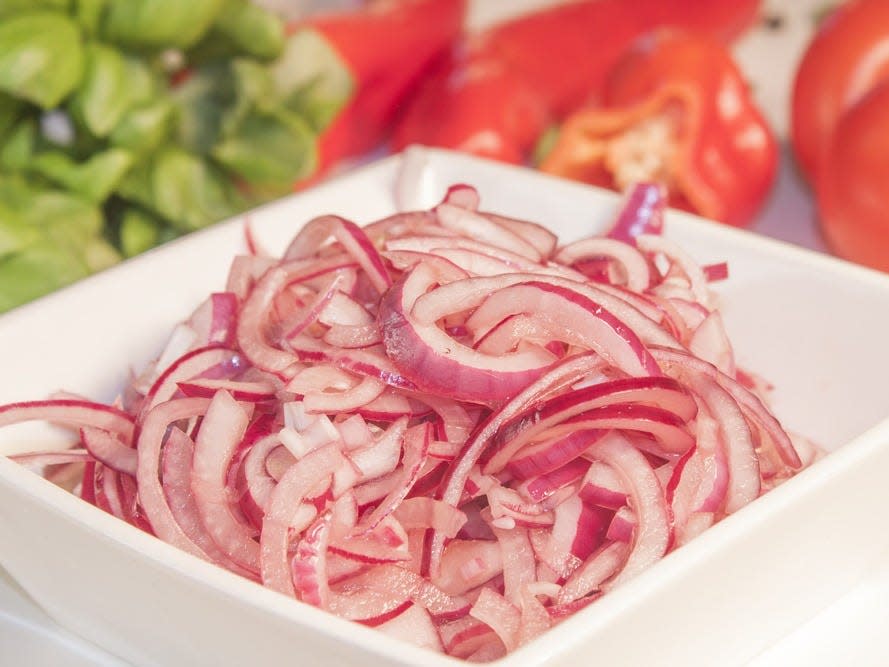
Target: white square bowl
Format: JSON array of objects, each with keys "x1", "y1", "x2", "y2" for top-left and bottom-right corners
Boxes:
[{"x1": 2, "y1": 148, "x2": 889, "y2": 667}]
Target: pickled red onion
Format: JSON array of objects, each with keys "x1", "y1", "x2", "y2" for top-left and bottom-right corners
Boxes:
[{"x1": 0, "y1": 182, "x2": 810, "y2": 661}]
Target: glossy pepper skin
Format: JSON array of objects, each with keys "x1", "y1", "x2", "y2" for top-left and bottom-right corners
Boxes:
[
  {"x1": 392, "y1": 0, "x2": 761, "y2": 163},
  {"x1": 538, "y1": 31, "x2": 777, "y2": 227},
  {"x1": 791, "y1": 0, "x2": 889, "y2": 185},
  {"x1": 816, "y1": 83, "x2": 889, "y2": 271},
  {"x1": 792, "y1": 0, "x2": 889, "y2": 272},
  {"x1": 292, "y1": 0, "x2": 466, "y2": 181}
]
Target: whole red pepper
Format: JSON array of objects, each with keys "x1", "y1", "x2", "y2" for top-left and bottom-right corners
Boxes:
[
  {"x1": 393, "y1": 52, "x2": 550, "y2": 164},
  {"x1": 538, "y1": 31, "x2": 777, "y2": 227},
  {"x1": 289, "y1": 0, "x2": 466, "y2": 182},
  {"x1": 391, "y1": 0, "x2": 761, "y2": 163},
  {"x1": 791, "y1": 0, "x2": 889, "y2": 185},
  {"x1": 789, "y1": 0, "x2": 889, "y2": 271}
]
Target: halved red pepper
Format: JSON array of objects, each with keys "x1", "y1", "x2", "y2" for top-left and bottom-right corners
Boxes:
[
  {"x1": 391, "y1": 0, "x2": 761, "y2": 163},
  {"x1": 393, "y1": 52, "x2": 550, "y2": 164},
  {"x1": 538, "y1": 31, "x2": 777, "y2": 227},
  {"x1": 287, "y1": 0, "x2": 466, "y2": 183}
]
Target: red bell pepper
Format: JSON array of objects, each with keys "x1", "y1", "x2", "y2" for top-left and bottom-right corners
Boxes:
[
  {"x1": 288, "y1": 0, "x2": 466, "y2": 182},
  {"x1": 391, "y1": 0, "x2": 761, "y2": 162},
  {"x1": 473, "y1": 0, "x2": 762, "y2": 117},
  {"x1": 394, "y1": 52, "x2": 550, "y2": 164},
  {"x1": 791, "y1": 0, "x2": 889, "y2": 185},
  {"x1": 537, "y1": 31, "x2": 777, "y2": 227}
]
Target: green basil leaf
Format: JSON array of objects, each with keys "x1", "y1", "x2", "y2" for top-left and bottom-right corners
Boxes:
[
  {"x1": 118, "y1": 206, "x2": 162, "y2": 257},
  {"x1": 171, "y1": 62, "x2": 233, "y2": 155},
  {"x1": 0, "y1": 205, "x2": 41, "y2": 257},
  {"x1": 0, "y1": 174, "x2": 38, "y2": 213},
  {"x1": 27, "y1": 189, "x2": 104, "y2": 240},
  {"x1": 74, "y1": 0, "x2": 109, "y2": 36},
  {"x1": 212, "y1": 108, "x2": 316, "y2": 194},
  {"x1": 118, "y1": 147, "x2": 241, "y2": 231},
  {"x1": 0, "y1": 93, "x2": 23, "y2": 140},
  {"x1": 101, "y1": 0, "x2": 224, "y2": 50},
  {"x1": 70, "y1": 42, "x2": 155, "y2": 137},
  {"x1": 0, "y1": 11, "x2": 84, "y2": 109},
  {"x1": 213, "y1": 0, "x2": 284, "y2": 60},
  {"x1": 81, "y1": 236, "x2": 120, "y2": 272},
  {"x1": 0, "y1": 118, "x2": 36, "y2": 171},
  {"x1": 0, "y1": 241, "x2": 89, "y2": 313},
  {"x1": 31, "y1": 147, "x2": 133, "y2": 203},
  {"x1": 24, "y1": 189, "x2": 118, "y2": 277},
  {"x1": 0, "y1": 0, "x2": 71, "y2": 20},
  {"x1": 271, "y1": 27, "x2": 354, "y2": 132},
  {"x1": 109, "y1": 98, "x2": 173, "y2": 155},
  {"x1": 222, "y1": 58, "x2": 276, "y2": 136}
]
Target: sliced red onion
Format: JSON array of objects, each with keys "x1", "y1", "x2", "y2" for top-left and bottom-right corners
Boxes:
[
  {"x1": 10, "y1": 449, "x2": 91, "y2": 467},
  {"x1": 225, "y1": 255, "x2": 277, "y2": 300},
  {"x1": 188, "y1": 292, "x2": 239, "y2": 347},
  {"x1": 507, "y1": 430, "x2": 604, "y2": 481},
  {"x1": 260, "y1": 444, "x2": 345, "y2": 596},
  {"x1": 237, "y1": 256, "x2": 357, "y2": 376},
  {"x1": 191, "y1": 390, "x2": 259, "y2": 572},
  {"x1": 637, "y1": 234, "x2": 711, "y2": 306},
  {"x1": 329, "y1": 516, "x2": 411, "y2": 564},
  {"x1": 435, "y1": 203, "x2": 542, "y2": 262},
  {"x1": 439, "y1": 616, "x2": 501, "y2": 660},
  {"x1": 606, "y1": 182, "x2": 665, "y2": 243},
  {"x1": 689, "y1": 310, "x2": 736, "y2": 377},
  {"x1": 377, "y1": 603, "x2": 443, "y2": 653},
  {"x1": 469, "y1": 588, "x2": 521, "y2": 652},
  {"x1": 556, "y1": 238, "x2": 651, "y2": 292},
  {"x1": 590, "y1": 433, "x2": 670, "y2": 588},
  {"x1": 435, "y1": 539, "x2": 503, "y2": 596},
  {"x1": 379, "y1": 267, "x2": 556, "y2": 405},
  {"x1": 441, "y1": 183, "x2": 481, "y2": 210},
  {"x1": 652, "y1": 347, "x2": 801, "y2": 469},
  {"x1": 287, "y1": 336, "x2": 418, "y2": 392},
  {"x1": 162, "y1": 427, "x2": 253, "y2": 576},
  {"x1": 517, "y1": 586, "x2": 553, "y2": 646},
  {"x1": 558, "y1": 542, "x2": 628, "y2": 604},
  {"x1": 80, "y1": 427, "x2": 137, "y2": 476},
  {"x1": 606, "y1": 507, "x2": 636, "y2": 543},
  {"x1": 688, "y1": 375, "x2": 761, "y2": 514},
  {"x1": 703, "y1": 261, "x2": 729, "y2": 282},
  {"x1": 329, "y1": 564, "x2": 468, "y2": 624},
  {"x1": 1, "y1": 180, "x2": 814, "y2": 661},
  {"x1": 323, "y1": 323, "x2": 381, "y2": 349},
  {"x1": 283, "y1": 215, "x2": 391, "y2": 294},
  {"x1": 579, "y1": 461, "x2": 629, "y2": 510},
  {"x1": 349, "y1": 417, "x2": 407, "y2": 481},
  {"x1": 279, "y1": 273, "x2": 348, "y2": 341},
  {"x1": 292, "y1": 508, "x2": 334, "y2": 606},
  {"x1": 143, "y1": 346, "x2": 243, "y2": 414},
  {"x1": 136, "y1": 397, "x2": 212, "y2": 559},
  {"x1": 177, "y1": 378, "x2": 276, "y2": 403},
  {"x1": 393, "y1": 497, "x2": 467, "y2": 537},
  {"x1": 483, "y1": 376, "x2": 696, "y2": 473},
  {"x1": 355, "y1": 423, "x2": 431, "y2": 533},
  {"x1": 0, "y1": 399, "x2": 135, "y2": 443},
  {"x1": 479, "y1": 209, "x2": 558, "y2": 260},
  {"x1": 518, "y1": 458, "x2": 591, "y2": 503}
]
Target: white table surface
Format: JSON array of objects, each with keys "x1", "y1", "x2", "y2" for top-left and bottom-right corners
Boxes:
[{"x1": 4, "y1": 1, "x2": 885, "y2": 665}]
